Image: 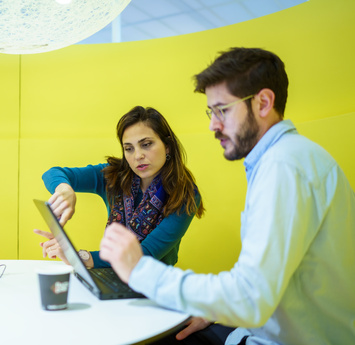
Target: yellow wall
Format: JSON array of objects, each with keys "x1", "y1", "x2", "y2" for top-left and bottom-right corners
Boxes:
[
  {"x1": 1, "y1": 0, "x2": 354, "y2": 273},
  {"x1": 0, "y1": 55, "x2": 20, "y2": 259}
]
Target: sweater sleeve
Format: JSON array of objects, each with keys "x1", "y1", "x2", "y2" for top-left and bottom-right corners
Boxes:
[
  {"x1": 42, "y1": 163, "x2": 109, "y2": 204},
  {"x1": 91, "y1": 250, "x2": 111, "y2": 268}
]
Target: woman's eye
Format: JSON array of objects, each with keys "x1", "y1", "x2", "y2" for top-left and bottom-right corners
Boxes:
[
  {"x1": 142, "y1": 142, "x2": 152, "y2": 148},
  {"x1": 124, "y1": 147, "x2": 132, "y2": 152}
]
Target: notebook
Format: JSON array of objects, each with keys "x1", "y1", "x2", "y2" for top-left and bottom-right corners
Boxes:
[{"x1": 33, "y1": 199, "x2": 145, "y2": 300}]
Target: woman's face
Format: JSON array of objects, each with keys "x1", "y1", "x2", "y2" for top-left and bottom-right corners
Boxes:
[{"x1": 122, "y1": 122, "x2": 168, "y2": 191}]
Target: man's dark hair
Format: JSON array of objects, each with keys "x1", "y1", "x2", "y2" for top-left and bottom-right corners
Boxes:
[{"x1": 194, "y1": 47, "x2": 289, "y2": 117}]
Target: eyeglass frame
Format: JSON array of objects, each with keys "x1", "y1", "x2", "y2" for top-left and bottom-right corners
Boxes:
[
  {"x1": 0, "y1": 264, "x2": 6, "y2": 279},
  {"x1": 206, "y1": 94, "x2": 255, "y2": 122}
]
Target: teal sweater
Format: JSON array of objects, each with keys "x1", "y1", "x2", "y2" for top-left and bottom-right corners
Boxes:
[{"x1": 42, "y1": 163, "x2": 199, "y2": 267}]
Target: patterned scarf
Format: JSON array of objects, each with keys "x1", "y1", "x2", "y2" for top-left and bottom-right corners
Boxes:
[{"x1": 107, "y1": 174, "x2": 167, "y2": 241}]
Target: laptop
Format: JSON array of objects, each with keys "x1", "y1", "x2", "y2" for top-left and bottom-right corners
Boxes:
[{"x1": 33, "y1": 199, "x2": 145, "y2": 300}]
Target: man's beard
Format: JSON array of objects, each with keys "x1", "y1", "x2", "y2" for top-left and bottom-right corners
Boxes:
[{"x1": 216, "y1": 109, "x2": 260, "y2": 161}]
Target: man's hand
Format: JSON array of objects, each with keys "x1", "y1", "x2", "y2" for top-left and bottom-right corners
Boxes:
[
  {"x1": 176, "y1": 317, "x2": 212, "y2": 340},
  {"x1": 100, "y1": 223, "x2": 143, "y2": 283}
]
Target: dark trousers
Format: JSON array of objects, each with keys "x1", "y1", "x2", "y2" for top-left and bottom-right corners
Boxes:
[{"x1": 148, "y1": 323, "x2": 237, "y2": 345}]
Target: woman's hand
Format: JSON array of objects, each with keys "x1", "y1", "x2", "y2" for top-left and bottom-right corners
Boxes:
[
  {"x1": 49, "y1": 183, "x2": 76, "y2": 226},
  {"x1": 33, "y1": 229, "x2": 70, "y2": 265}
]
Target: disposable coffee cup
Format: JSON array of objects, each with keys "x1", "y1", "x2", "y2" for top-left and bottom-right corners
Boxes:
[{"x1": 36, "y1": 266, "x2": 73, "y2": 311}]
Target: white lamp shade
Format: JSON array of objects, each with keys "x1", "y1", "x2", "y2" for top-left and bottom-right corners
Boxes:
[{"x1": 0, "y1": 0, "x2": 131, "y2": 54}]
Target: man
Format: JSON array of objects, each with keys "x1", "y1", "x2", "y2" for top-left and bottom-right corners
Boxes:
[{"x1": 100, "y1": 47, "x2": 355, "y2": 345}]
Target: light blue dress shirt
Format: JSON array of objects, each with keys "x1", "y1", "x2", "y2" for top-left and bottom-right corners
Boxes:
[{"x1": 130, "y1": 120, "x2": 355, "y2": 345}]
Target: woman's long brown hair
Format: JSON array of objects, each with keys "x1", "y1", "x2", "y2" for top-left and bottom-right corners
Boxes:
[{"x1": 102, "y1": 106, "x2": 204, "y2": 218}]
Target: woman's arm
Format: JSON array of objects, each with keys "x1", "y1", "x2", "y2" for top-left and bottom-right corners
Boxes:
[
  {"x1": 42, "y1": 163, "x2": 109, "y2": 201},
  {"x1": 39, "y1": 164, "x2": 111, "y2": 267},
  {"x1": 42, "y1": 163, "x2": 110, "y2": 226}
]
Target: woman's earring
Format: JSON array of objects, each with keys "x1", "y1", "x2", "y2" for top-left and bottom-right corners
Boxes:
[{"x1": 166, "y1": 153, "x2": 171, "y2": 161}]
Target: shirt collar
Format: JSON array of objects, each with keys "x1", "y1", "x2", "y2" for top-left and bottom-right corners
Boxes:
[{"x1": 243, "y1": 119, "x2": 297, "y2": 181}]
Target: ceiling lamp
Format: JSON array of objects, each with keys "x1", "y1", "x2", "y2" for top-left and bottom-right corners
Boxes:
[{"x1": 0, "y1": 0, "x2": 131, "y2": 55}]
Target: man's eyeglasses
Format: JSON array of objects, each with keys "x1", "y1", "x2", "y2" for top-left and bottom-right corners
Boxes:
[
  {"x1": 206, "y1": 94, "x2": 254, "y2": 122},
  {"x1": 0, "y1": 264, "x2": 6, "y2": 279}
]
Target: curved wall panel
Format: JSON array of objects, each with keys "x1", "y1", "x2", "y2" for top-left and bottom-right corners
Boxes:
[{"x1": 1, "y1": 0, "x2": 353, "y2": 273}]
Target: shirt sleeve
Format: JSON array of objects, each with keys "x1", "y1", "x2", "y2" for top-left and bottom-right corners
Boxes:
[
  {"x1": 140, "y1": 191, "x2": 201, "y2": 260},
  {"x1": 42, "y1": 163, "x2": 108, "y2": 203},
  {"x1": 129, "y1": 160, "x2": 327, "y2": 328}
]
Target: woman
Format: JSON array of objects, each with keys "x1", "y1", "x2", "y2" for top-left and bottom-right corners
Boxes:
[{"x1": 34, "y1": 106, "x2": 204, "y2": 268}]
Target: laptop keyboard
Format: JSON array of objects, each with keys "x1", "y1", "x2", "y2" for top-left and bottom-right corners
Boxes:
[{"x1": 90, "y1": 268, "x2": 134, "y2": 293}]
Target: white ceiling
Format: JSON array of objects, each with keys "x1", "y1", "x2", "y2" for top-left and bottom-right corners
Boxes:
[{"x1": 78, "y1": 0, "x2": 306, "y2": 45}]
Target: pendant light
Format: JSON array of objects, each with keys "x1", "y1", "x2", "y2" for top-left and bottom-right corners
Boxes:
[{"x1": 0, "y1": 0, "x2": 131, "y2": 54}]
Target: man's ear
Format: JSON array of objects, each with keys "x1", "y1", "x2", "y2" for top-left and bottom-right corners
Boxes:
[{"x1": 257, "y1": 88, "x2": 275, "y2": 118}]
